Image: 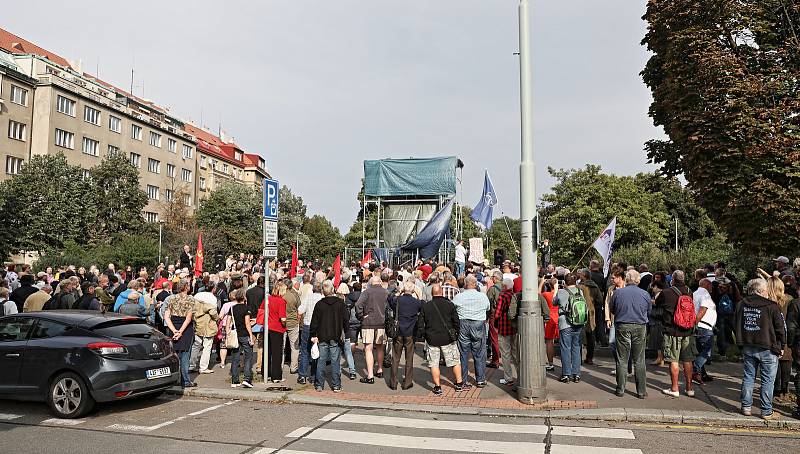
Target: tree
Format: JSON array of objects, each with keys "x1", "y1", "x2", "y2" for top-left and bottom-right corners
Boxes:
[
  {"x1": 302, "y1": 214, "x2": 344, "y2": 263},
  {"x1": 277, "y1": 185, "x2": 309, "y2": 260},
  {"x1": 641, "y1": 0, "x2": 800, "y2": 256},
  {"x1": 196, "y1": 181, "x2": 262, "y2": 255},
  {"x1": 161, "y1": 183, "x2": 194, "y2": 232},
  {"x1": 89, "y1": 152, "x2": 148, "y2": 244},
  {"x1": 0, "y1": 153, "x2": 94, "y2": 256},
  {"x1": 539, "y1": 165, "x2": 671, "y2": 266}
]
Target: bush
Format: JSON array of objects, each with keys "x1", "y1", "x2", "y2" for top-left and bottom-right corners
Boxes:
[{"x1": 35, "y1": 235, "x2": 158, "y2": 272}]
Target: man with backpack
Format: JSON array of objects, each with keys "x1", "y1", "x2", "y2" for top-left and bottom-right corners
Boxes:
[
  {"x1": 554, "y1": 273, "x2": 589, "y2": 383},
  {"x1": 656, "y1": 270, "x2": 697, "y2": 398}
]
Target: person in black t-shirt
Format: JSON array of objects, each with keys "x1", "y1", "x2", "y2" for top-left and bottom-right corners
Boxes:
[{"x1": 228, "y1": 289, "x2": 255, "y2": 388}]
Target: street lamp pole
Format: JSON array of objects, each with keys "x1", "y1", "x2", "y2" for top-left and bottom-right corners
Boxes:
[
  {"x1": 158, "y1": 221, "x2": 164, "y2": 265},
  {"x1": 516, "y1": 0, "x2": 547, "y2": 403}
]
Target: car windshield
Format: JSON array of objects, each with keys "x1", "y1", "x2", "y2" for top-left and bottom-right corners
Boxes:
[{"x1": 90, "y1": 319, "x2": 157, "y2": 339}]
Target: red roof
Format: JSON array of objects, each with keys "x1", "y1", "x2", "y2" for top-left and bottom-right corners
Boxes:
[
  {"x1": 184, "y1": 124, "x2": 246, "y2": 167},
  {"x1": 0, "y1": 27, "x2": 71, "y2": 69}
]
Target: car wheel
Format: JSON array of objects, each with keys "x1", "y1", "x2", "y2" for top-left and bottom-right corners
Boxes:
[{"x1": 47, "y1": 372, "x2": 95, "y2": 419}]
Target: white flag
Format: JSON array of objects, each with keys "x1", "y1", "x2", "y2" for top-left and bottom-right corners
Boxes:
[{"x1": 592, "y1": 217, "x2": 617, "y2": 277}]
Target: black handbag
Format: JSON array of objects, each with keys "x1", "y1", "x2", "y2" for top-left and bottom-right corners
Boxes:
[{"x1": 384, "y1": 297, "x2": 399, "y2": 338}]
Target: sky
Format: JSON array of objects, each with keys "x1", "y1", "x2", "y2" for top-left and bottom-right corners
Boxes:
[{"x1": 6, "y1": 0, "x2": 661, "y2": 232}]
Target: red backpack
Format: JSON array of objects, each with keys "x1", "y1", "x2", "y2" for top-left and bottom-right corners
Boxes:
[{"x1": 672, "y1": 287, "x2": 696, "y2": 330}]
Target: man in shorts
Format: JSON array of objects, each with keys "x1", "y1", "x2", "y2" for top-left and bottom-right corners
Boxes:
[
  {"x1": 657, "y1": 270, "x2": 697, "y2": 398},
  {"x1": 355, "y1": 276, "x2": 388, "y2": 383},
  {"x1": 421, "y1": 284, "x2": 468, "y2": 395}
]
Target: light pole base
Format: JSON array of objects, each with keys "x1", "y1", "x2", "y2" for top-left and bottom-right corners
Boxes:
[{"x1": 516, "y1": 386, "x2": 548, "y2": 404}]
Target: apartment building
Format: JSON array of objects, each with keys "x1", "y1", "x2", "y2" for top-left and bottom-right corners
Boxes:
[
  {"x1": 0, "y1": 51, "x2": 36, "y2": 182},
  {"x1": 0, "y1": 27, "x2": 269, "y2": 222}
]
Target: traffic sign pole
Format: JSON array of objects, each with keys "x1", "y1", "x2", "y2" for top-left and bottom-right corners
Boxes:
[{"x1": 262, "y1": 178, "x2": 279, "y2": 384}]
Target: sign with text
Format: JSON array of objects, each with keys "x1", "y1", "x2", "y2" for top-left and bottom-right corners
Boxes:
[
  {"x1": 263, "y1": 178, "x2": 279, "y2": 221},
  {"x1": 264, "y1": 220, "x2": 278, "y2": 248}
]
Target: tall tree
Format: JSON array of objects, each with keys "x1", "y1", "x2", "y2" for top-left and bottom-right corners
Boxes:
[
  {"x1": 539, "y1": 165, "x2": 671, "y2": 266},
  {"x1": 89, "y1": 152, "x2": 148, "y2": 244},
  {"x1": 302, "y1": 214, "x2": 344, "y2": 263},
  {"x1": 196, "y1": 181, "x2": 262, "y2": 254},
  {"x1": 277, "y1": 185, "x2": 309, "y2": 260},
  {"x1": 641, "y1": 0, "x2": 800, "y2": 256}
]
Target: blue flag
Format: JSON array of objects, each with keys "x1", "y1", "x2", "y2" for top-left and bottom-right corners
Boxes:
[
  {"x1": 470, "y1": 170, "x2": 498, "y2": 229},
  {"x1": 400, "y1": 198, "x2": 455, "y2": 258}
]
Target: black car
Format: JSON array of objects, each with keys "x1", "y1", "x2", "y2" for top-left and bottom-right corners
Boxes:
[{"x1": 0, "y1": 311, "x2": 179, "y2": 418}]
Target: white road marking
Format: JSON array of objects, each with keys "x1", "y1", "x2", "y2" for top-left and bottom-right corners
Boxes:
[
  {"x1": 107, "y1": 400, "x2": 237, "y2": 432},
  {"x1": 41, "y1": 418, "x2": 86, "y2": 426},
  {"x1": 331, "y1": 414, "x2": 634, "y2": 439},
  {"x1": 105, "y1": 424, "x2": 152, "y2": 432},
  {"x1": 0, "y1": 413, "x2": 23, "y2": 420},
  {"x1": 187, "y1": 403, "x2": 227, "y2": 416},
  {"x1": 550, "y1": 445, "x2": 642, "y2": 454},
  {"x1": 285, "y1": 427, "x2": 315, "y2": 438},
  {"x1": 275, "y1": 450, "x2": 328, "y2": 454},
  {"x1": 318, "y1": 412, "x2": 340, "y2": 422},
  {"x1": 304, "y1": 428, "x2": 546, "y2": 453}
]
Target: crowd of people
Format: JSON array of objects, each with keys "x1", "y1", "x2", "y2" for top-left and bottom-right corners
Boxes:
[{"x1": 1, "y1": 246, "x2": 798, "y2": 420}]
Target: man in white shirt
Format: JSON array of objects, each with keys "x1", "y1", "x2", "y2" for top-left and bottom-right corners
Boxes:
[
  {"x1": 454, "y1": 240, "x2": 467, "y2": 277},
  {"x1": 296, "y1": 282, "x2": 324, "y2": 384},
  {"x1": 692, "y1": 278, "x2": 717, "y2": 385}
]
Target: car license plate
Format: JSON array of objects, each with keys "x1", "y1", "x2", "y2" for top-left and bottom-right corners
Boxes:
[{"x1": 146, "y1": 367, "x2": 171, "y2": 380}]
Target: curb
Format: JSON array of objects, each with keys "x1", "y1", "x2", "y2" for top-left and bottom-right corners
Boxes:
[{"x1": 166, "y1": 387, "x2": 800, "y2": 430}]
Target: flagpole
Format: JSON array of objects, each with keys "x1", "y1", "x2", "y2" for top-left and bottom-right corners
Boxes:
[
  {"x1": 572, "y1": 243, "x2": 595, "y2": 271},
  {"x1": 500, "y1": 211, "x2": 518, "y2": 258}
]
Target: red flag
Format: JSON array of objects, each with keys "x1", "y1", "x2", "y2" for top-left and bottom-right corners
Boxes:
[
  {"x1": 360, "y1": 249, "x2": 372, "y2": 267},
  {"x1": 290, "y1": 244, "x2": 298, "y2": 278},
  {"x1": 194, "y1": 233, "x2": 204, "y2": 277},
  {"x1": 333, "y1": 255, "x2": 341, "y2": 288}
]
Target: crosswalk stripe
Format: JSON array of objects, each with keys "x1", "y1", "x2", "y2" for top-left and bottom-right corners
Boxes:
[
  {"x1": 106, "y1": 424, "x2": 153, "y2": 432},
  {"x1": 285, "y1": 427, "x2": 315, "y2": 438},
  {"x1": 274, "y1": 450, "x2": 327, "y2": 454},
  {"x1": 550, "y1": 445, "x2": 642, "y2": 454},
  {"x1": 319, "y1": 412, "x2": 341, "y2": 422},
  {"x1": 0, "y1": 413, "x2": 23, "y2": 420},
  {"x1": 304, "y1": 428, "x2": 546, "y2": 453},
  {"x1": 331, "y1": 413, "x2": 634, "y2": 439}
]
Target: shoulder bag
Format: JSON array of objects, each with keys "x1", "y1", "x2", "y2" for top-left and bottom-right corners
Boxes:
[{"x1": 225, "y1": 307, "x2": 240, "y2": 349}]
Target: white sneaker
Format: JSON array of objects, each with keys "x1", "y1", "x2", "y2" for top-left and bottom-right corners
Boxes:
[
  {"x1": 545, "y1": 364, "x2": 555, "y2": 371},
  {"x1": 662, "y1": 388, "x2": 680, "y2": 398},
  {"x1": 231, "y1": 383, "x2": 240, "y2": 388},
  {"x1": 499, "y1": 378, "x2": 511, "y2": 385},
  {"x1": 610, "y1": 369, "x2": 616, "y2": 375},
  {"x1": 686, "y1": 389, "x2": 695, "y2": 397},
  {"x1": 241, "y1": 380, "x2": 254, "y2": 388},
  {"x1": 199, "y1": 369, "x2": 214, "y2": 374}
]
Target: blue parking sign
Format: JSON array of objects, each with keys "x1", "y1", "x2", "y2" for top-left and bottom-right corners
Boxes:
[{"x1": 263, "y1": 178, "x2": 279, "y2": 221}]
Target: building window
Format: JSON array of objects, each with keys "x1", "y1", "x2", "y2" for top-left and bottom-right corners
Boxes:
[
  {"x1": 5, "y1": 156, "x2": 23, "y2": 175},
  {"x1": 181, "y1": 168, "x2": 192, "y2": 182},
  {"x1": 149, "y1": 131, "x2": 161, "y2": 148},
  {"x1": 129, "y1": 152, "x2": 141, "y2": 167},
  {"x1": 147, "y1": 158, "x2": 161, "y2": 174},
  {"x1": 83, "y1": 106, "x2": 101, "y2": 125},
  {"x1": 167, "y1": 138, "x2": 176, "y2": 153},
  {"x1": 210, "y1": 159, "x2": 217, "y2": 170},
  {"x1": 182, "y1": 144, "x2": 193, "y2": 159},
  {"x1": 144, "y1": 212, "x2": 159, "y2": 223},
  {"x1": 223, "y1": 163, "x2": 229, "y2": 174},
  {"x1": 199, "y1": 177, "x2": 206, "y2": 190},
  {"x1": 8, "y1": 120, "x2": 26, "y2": 141},
  {"x1": 235, "y1": 151, "x2": 243, "y2": 161},
  {"x1": 107, "y1": 144, "x2": 120, "y2": 156},
  {"x1": 82, "y1": 137, "x2": 100, "y2": 157},
  {"x1": 199, "y1": 155, "x2": 207, "y2": 168},
  {"x1": 183, "y1": 193, "x2": 192, "y2": 207},
  {"x1": 166, "y1": 163, "x2": 175, "y2": 178},
  {"x1": 81, "y1": 169, "x2": 91, "y2": 180},
  {"x1": 56, "y1": 95, "x2": 76, "y2": 116},
  {"x1": 108, "y1": 115, "x2": 121, "y2": 133},
  {"x1": 238, "y1": 169, "x2": 243, "y2": 179},
  {"x1": 10, "y1": 85, "x2": 28, "y2": 106},
  {"x1": 165, "y1": 189, "x2": 173, "y2": 202},
  {"x1": 55, "y1": 128, "x2": 75, "y2": 149},
  {"x1": 131, "y1": 124, "x2": 142, "y2": 140},
  {"x1": 147, "y1": 185, "x2": 159, "y2": 200}
]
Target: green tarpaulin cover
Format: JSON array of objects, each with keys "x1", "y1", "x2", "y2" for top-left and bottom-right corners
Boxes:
[{"x1": 363, "y1": 157, "x2": 459, "y2": 197}]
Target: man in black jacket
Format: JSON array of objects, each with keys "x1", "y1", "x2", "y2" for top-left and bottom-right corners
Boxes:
[
  {"x1": 420, "y1": 284, "x2": 467, "y2": 395},
  {"x1": 179, "y1": 245, "x2": 193, "y2": 270},
  {"x1": 736, "y1": 278, "x2": 786, "y2": 420},
  {"x1": 10, "y1": 274, "x2": 38, "y2": 313},
  {"x1": 310, "y1": 281, "x2": 348, "y2": 392}
]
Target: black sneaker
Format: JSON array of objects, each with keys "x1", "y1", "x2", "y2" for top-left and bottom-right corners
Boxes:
[
  {"x1": 559, "y1": 375, "x2": 570, "y2": 383},
  {"x1": 402, "y1": 383, "x2": 414, "y2": 390},
  {"x1": 297, "y1": 377, "x2": 307, "y2": 385},
  {"x1": 571, "y1": 375, "x2": 581, "y2": 383},
  {"x1": 359, "y1": 377, "x2": 375, "y2": 384},
  {"x1": 375, "y1": 371, "x2": 384, "y2": 378},
  {"x1": 475, "y1": 381, "x2": 487, "y2": 388},
  {"x1": 454, "y1": 381, "x2": 472, "y2": 391},
  {"x1": 348, "y1": 373, "x2": 357, "y2": 380},
  {"x1": 433, "y1": 385, "x2": 443, "y2": 396}
]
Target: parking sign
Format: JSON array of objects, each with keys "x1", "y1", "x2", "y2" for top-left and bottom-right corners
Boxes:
[{"x1": 263, "y1": 178, "x2": 279, "y2": 221}]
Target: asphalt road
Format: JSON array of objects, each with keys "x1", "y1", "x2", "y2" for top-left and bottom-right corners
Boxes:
[{"x1": 0, "y1": 395, "x2": 797, "y2": 454}]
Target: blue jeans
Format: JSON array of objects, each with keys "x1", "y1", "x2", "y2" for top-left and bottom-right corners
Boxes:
[
  {"x1": 177, "y1": 350, "x2": 191, "y2": 386},
  {"x1": 230, "y1": 336, "x2": 253, "y2": 384},
  {"x1": 693, "y1": 327, "x2": 714, "y2": 374},
  {"x1": 454, "y1": 261, "x2": 465, "y2": 277},
  {"x1": 343, "y1": 338, "x2": 356, "y2": 375},
  {"x1": 458, "y1": 319, "x2": 487, "y2": 383},
  {"x1": 559, "y1": 325, "x2": 582, "y2": 377},
  {"x1": 741, "y1": 346, "x2": 779, "y2": 415},
  {"x1": 299, "y1": 325, "x2": 311, "y2": 378},
  {"x1": 315, "y1": 341, "x2": 342, "y2": 390}
]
